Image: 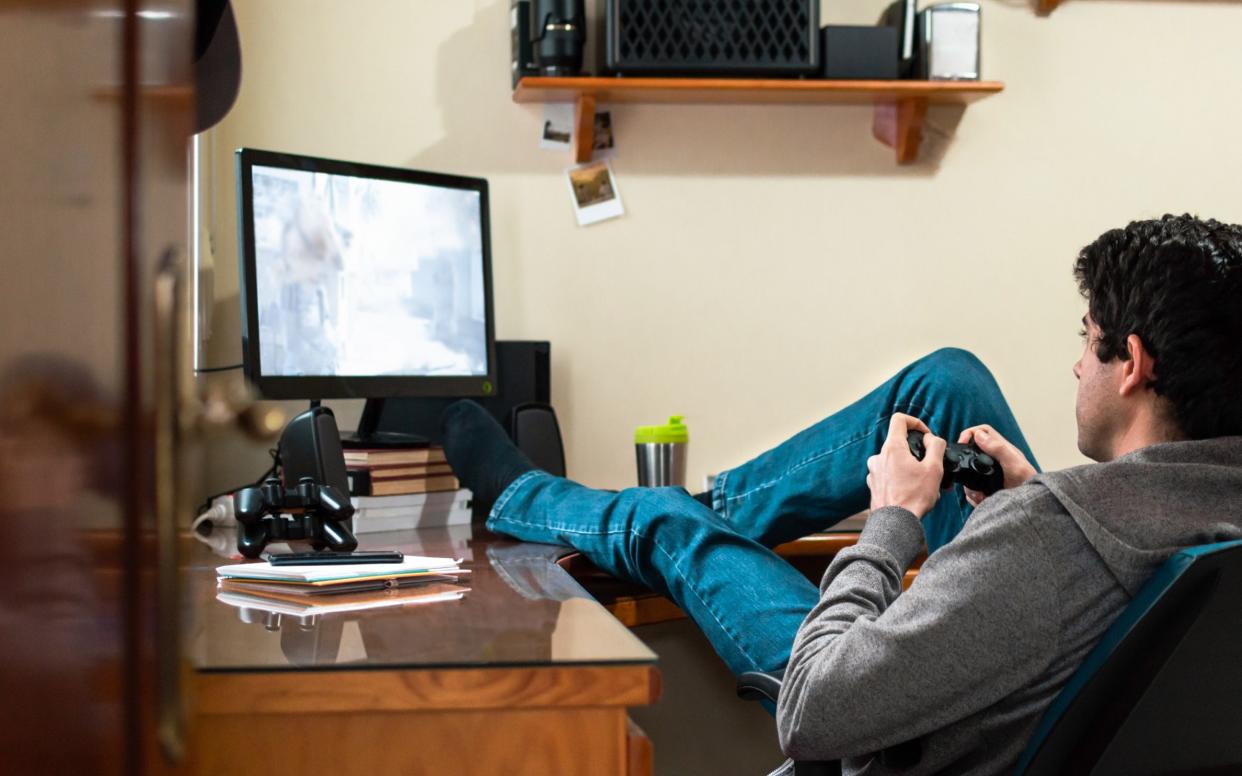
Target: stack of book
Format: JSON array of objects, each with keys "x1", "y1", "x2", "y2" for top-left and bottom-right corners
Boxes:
[
  {"x1": 351, "y1": 490, "x2": 473, "y2": 534},
  {"x1": 215, "y1": 555, "x2": 470, "y2": 616},
  {"x1": 344, "y1": 445, "x2": 473, "y2": 533},
  {"x1": 344, "y1": 446, "x2": 460, "y2": 497}
]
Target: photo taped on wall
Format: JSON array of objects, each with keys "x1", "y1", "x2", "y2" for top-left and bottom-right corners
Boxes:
[{"x1": 566, "y1": 160, "x2": 624, "y2": 226}]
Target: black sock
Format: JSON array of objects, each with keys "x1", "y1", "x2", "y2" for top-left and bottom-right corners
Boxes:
[
  {"x1": 692, "y1": 490, "x2": 714, "y2": 509},
  {"x1": 440, "y1": 400, "x2": 536, "y2": 506}
]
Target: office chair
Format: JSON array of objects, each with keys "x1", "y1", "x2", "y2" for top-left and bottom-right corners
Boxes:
[{"x1": 737, "y1": 539, "x2": 1242, "y2": 776}]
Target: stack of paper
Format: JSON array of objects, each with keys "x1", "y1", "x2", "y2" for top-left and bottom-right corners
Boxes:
[{"x1": 215, "y1": 555, "x2": 470, "y2": 615}]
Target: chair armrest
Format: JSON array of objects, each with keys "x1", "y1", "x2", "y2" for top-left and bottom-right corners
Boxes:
[
  {"x1": 736, "y1": 668, "x2": 920, "y2": 774},
  {"x1": 736, "y1": 672, "x2": 843, "y2": 776},
  {"x1": 737, "y1": 669, "x2": 786, "y2": 704}
]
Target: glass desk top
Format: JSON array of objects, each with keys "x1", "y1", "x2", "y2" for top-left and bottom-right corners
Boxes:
[{"x1": 189, "y1": 524, "x2": 657, "y2": 673}]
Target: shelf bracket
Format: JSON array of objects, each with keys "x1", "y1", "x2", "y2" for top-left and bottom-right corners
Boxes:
[
  {"x1": 872, "y1": 97, "x2": 929, "y2": 164},
  {"x1": 574, "y1": 93, "x2": 597, "y2": 164}
]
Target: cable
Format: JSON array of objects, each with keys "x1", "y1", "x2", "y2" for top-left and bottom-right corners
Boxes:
[
  {"x1": 191, "y1": 501, "x2": 227, "y2": 533},
  {"x1": 193, "y1": 445, "x2": 281, "y2": 520},
  {"x1": 194, "y1": 363, "x2": 244, "y2": 373}
]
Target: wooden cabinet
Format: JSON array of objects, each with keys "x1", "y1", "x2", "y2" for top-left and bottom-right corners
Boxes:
[{"x1": 195, "y1": 666, "x2": 661, "y2": 776}]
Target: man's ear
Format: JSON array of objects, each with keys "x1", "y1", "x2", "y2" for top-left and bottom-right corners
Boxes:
[{"x1": 1118, "y1": 334, "x2": 1158, "y2": 396}]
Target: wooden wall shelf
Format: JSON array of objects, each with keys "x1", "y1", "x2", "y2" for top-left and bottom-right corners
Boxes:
[{"x1": 513, "y1": 76, "x2": 1004, "y2": 164}]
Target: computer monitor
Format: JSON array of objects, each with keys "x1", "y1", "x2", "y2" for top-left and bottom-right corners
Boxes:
[{"x1": 235, "y1": 149, "x2": 497, "y2": 410}]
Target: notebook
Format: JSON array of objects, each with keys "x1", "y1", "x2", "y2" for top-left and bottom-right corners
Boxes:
[
  {"x1": 215, "y1": 555, "x2": 465, "y2": 587},
  {"x1": 216, "y1": 582, "x2": 468, "y2": 616}
]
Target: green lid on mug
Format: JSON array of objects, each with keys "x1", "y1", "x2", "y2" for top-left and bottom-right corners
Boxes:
[{"x1": 634, "y1": 416, "x2": 688, "y2": 445}]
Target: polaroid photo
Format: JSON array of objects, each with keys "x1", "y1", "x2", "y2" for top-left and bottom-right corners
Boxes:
[
  {"x1": 540, "y1": 103, "x2": 574, "y2": 151},
  {"x1": 566, "y1": 160, "x2": 624, "y2": 227},
  {"x1": 592, "y1": 110, "x2": 615, "y2": 157}
]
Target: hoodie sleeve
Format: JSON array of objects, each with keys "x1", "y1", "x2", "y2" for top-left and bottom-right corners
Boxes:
[{"x1": 776, "y1": 495, "x2": 1060, "y2": 762}]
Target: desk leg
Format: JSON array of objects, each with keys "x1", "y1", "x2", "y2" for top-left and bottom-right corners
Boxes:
[{"x1": 627, "y1": 716, "x2": 653, "y2": 776}]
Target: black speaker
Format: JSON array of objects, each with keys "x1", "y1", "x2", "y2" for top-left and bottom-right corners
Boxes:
[
  {"x1": 510, "y1": 403, "x2": 566, "y2": 477},
  {"x1": 279, "y1": 406, "x2": 350, "y2": 495},
  {"x1": 604, "y1": 0, "x2": 820, "y2": 77},
  {"x1": 376, "y1": 341, "x2": 552, "y2": 446}
]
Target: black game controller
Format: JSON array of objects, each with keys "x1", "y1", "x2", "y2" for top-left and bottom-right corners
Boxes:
[
  {"x1": 907, "y1": 431, "x2": 1005, "y2": 496},
  {"x1": 233, "y1": 476, "x2": 358, "y2": 559}
]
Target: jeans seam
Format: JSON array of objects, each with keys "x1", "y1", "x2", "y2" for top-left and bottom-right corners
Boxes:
[
  {"x1": 723, "y1": 403, "x2": 932, "y2": 506},
  {"x1": 489, "y1": 511, "x2": 763, "y2": 673},
  {"x1": 714, "y1": 470, "x2": 730, "y2": 518}
]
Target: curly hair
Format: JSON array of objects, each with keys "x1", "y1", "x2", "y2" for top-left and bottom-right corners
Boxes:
[{"x1": 1074, "y1": 214, "x2": 1242, "y2": 440}]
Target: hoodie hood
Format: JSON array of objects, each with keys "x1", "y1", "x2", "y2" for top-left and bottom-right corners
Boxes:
[{"x1": 1033, "y1": 436, "x2": 1242, "y2": 596}]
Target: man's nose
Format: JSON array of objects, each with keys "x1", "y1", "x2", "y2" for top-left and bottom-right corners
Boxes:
[{"x1": 1072, "y1": 360, "x2": 1082, "y2": 380}]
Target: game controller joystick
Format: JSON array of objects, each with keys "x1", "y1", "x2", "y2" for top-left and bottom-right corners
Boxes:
[
  {"x1": 232, "y1": 476, "x2": 358, "y2": 559},
  {"x1": 907, "y1": 431, "x2": 1005, "y2": 496}
]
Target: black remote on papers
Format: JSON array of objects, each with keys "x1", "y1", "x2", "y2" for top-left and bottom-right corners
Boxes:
[{"x1": 262, "y1": 550, "x2": 405, "y2": 566}]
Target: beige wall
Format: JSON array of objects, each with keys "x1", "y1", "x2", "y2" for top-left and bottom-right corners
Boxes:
[{"x1": 199, "y1": 0, "x2": 1242, "y2": 494}]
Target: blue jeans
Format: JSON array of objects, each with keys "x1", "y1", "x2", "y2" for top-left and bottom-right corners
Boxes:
[{"x1": 487, "y1": 348, "x2": 1040, "y2": 677}]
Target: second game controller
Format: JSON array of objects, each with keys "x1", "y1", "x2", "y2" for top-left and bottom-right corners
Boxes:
[{"x1": 907, "y1": 430, "x2": 1005, "y2": 496}]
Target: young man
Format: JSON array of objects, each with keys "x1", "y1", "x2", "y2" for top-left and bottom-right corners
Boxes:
[{"x1": 442, "y1": 214, "x2": 1242, "y2": 775}]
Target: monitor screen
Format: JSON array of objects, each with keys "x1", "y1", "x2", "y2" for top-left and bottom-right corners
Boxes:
[{"x1": 236, "y1": 149, "x2": 496, "y2": 399}]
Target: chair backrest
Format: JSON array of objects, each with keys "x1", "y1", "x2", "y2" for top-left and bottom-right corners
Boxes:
[{"x1": 1015, "y1": 539, "x2": 1242, "y2": 776}]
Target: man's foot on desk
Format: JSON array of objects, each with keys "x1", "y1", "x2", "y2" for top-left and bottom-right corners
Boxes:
[{"x1": 441, "y1": 400, "x2": 537, "y2": 507}]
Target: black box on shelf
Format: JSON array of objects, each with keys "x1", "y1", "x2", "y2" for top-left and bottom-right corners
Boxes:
[
  {"x1": 604, "y1": 0, "x2": 820, "y2": 77},
  {"x1": 820, "y1": 25, "x2": 899, "y2": 80},
  {"x1": 511, "y1": 0, "x2": 539, "y2": 88}
]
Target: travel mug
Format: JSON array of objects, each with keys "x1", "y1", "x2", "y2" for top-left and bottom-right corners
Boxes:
[{"x1": 635, "y1": 416, "x2": 688, "y2": 488}]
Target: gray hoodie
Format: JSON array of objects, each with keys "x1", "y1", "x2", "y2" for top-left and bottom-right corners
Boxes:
[{"x1": 776, "y1": 437, "x2": 1242, "y2": 775}]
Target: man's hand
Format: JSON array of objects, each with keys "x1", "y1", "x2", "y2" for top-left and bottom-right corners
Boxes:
[
  {"x1": 867, "y1": 414, "x2": 945, "y2": 519},
  {"x1": 957, "y1": 424, "x2": 1038, "y2": 506}
]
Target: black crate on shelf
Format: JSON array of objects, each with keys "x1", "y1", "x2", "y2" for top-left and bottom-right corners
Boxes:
[{"x1": 604, "y1": 0, "x2": 820, "y2": 77}]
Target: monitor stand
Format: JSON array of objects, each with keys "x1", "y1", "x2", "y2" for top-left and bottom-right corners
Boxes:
[{"x1": 341, "y1": 398, "x2": 428, "y2": 449}]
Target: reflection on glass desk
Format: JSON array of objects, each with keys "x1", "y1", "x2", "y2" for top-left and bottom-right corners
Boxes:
[{"x1": 190, "y1": 524, "x2": 657, "y2": 672}]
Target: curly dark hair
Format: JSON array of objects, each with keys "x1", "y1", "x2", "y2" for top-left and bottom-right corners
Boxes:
[{"x1": 1074, "y1": 214, "x2": 1242, "y2": 440}]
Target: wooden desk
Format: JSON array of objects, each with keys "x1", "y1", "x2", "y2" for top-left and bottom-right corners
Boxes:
[{"x1": 188, "y1": 528, "x2": 660, "y2": 776}]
